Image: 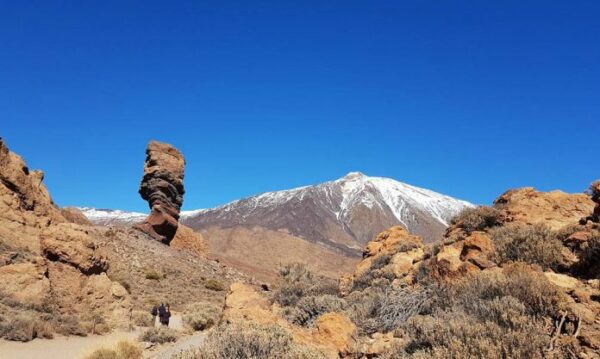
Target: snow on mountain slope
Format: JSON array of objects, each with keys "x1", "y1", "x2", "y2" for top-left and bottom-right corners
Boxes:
[
  {"x1": 182, "y1": 172, "x2": 474, "y2": 253},
  {"x1": 80, "y1": 172, "x2": 474, "y2": 254},
  {"x1": 78, "y1": 207, "x2": 147, "y2": 226}
]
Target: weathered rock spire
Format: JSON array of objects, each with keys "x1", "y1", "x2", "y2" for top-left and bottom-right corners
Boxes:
[{"x1": 134, "y1": 141, "x2": 185, "y2": 244}]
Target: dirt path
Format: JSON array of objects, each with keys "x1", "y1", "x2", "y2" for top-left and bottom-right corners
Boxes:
[
  {"x1": 0, "y1": 330, "x2": 141, "y2": 359},
  {"x1": 150, "y1": 333, "x2": 206, "y2": 359},
  {"x1": 0, "y1": 312, "x2": 202, "y2": 359}
]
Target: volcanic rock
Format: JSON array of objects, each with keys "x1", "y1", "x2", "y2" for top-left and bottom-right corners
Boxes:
[
  {"x1": 134, "y1": 141, "x2": 185, "y2": 244},
  {"x1": 581, "y1": 181, "x2": 600, "y2": 224},
  {"x1": 494, "y1": 187, "x2": 594, "y2": 230}
]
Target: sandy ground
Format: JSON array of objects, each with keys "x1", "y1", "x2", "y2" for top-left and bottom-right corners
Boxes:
[
  {"x1": 0, "y1": 313, "x2": 204, "y2": 359},
  {"x1": 0, "y1": 330, "x2": 141, "y2": 359}
]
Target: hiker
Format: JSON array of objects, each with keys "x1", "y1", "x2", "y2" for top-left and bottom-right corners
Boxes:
[
  {"x1": 150, "y1": 304, "x2": 158, "y2": 326},
  {"x1": 158, "y1": 303, "x2": 171, "y2": 326}
]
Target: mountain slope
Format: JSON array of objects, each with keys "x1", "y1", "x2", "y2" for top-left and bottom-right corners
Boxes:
[
  {"x1": 80, "y1": 173, "x2": 473, "y2": 278},
  {"x1": 182, "y1": 172, "x2": 473, "y2": 254}
]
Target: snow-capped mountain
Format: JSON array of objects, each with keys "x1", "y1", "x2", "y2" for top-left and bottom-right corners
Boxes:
[
  {"x1": 80, "y1": 172, "x2": 473, "y2": 256},
  {"x1": 78, "y1": 207, "x2": 147, "y2": 226},
  {"x1": 181, "y1": 172, "x2": 473, "y2": 254}
]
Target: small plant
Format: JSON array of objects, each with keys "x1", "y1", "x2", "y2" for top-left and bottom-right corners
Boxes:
[
  {"x1": 183, "y1": 302, "x2": 221, "y2": 331},
  {"x1": 283, "y1": 294, "x2": 347, "y2": 327},
  {"x1": 204, "y1": 279, "x2": 225, "y2": 291},
  {"x1": 145, "y1": 269, "x2": 162, "y2": 281},
  {"x1": 84, "y1": 340, "x2": 142, "y2": 359},
  {"x1": 139, "y1": 326, "x2": 178, "y2": 343},
  {"x1": 132, "y1": 310, "x2": 155, "y2": 327},
  {"x1": 450, "y1": 206, "x2": 504, "y2": 233}
]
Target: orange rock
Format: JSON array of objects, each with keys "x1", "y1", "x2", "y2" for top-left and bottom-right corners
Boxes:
[
  {"x1": 494, "y1": 187, "x2": 594, "y2": 230},
  {"x1": 170, "y1": 224, "x2": 208, "y2": 257},
  {"x1": 313, "y1": 313, "x2": 357, "y2": 356}
]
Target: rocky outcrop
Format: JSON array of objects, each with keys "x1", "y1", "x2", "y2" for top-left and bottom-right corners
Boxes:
[
  {"x1": 223, "y1": 283, "x2": 356, "y2": 358},
  {"x1": 339, "y1": 226, "x2": 426, "y2": 294},
  {"x1": 170, "y1": 224, "x2": 208, "y2": 257},
  {"x1": 581, "y1": 181, "x2": 600, "y2": 224},
  {"x1": 61, "y1": 207, "x2": 92, "y2": 225},
  {"x1": 494, "y1": 187, "x2": 594, "y2": 230},
  {"x1": 339, "y1": 184, "x2": 600, "y2": 357},
  {"x1": 134, "y1": 141, "x2": 185, "y2": 244},
  {"x1": 0, "y1": 138, "x2": 132, "y2": 337}
]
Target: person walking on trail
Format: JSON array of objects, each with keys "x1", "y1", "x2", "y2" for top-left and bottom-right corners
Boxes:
[
  {"x1": 151, "y1": 304, "x2": 159, "y2": 326},
  {"x1": 158, "y1": 303, "x2": 171, "y2": 326}
]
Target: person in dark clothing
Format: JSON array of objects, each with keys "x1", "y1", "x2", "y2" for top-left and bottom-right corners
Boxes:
[
  {"x1": 158, "y1": 303, "x2": 171, "y2": 326},
  {"x1": 151, "y1": 305, "x2": 158, "y2": 326}
]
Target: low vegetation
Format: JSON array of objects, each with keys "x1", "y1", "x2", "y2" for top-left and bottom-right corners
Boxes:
[
  {"x1": 204, "y1": 279, "x2": 225, "y2": 291},
  {"x1": 382, "y1": 264, "x2": 567, "y2": 358},
  {"x1": 84, "y1": 340, "x2": 142, "y2": 359},
  {"x1": 172, "y1": 322, "x2": 326, "y2": 359},
  {"x1": 490, "y1": 224, "x2": 565, "y2": 271},
  {"x1": 272, "y1": 263, "x2": 340, "y2": 327},
  {"x1": 450, "y1": 206, "x2": 504, "y2": 233},
  {"x1": 139, "y1": 326, "x2": 178, "y2": 343},
  {"x1": 183, "y1": 302, "x2": 221, "y2": 331},
  {"x1": 0, "y1": 313, "x2": 53, "y2": 342},
  {"x1": 132, "y1": 310, "x2": 155, "y2": 327}
]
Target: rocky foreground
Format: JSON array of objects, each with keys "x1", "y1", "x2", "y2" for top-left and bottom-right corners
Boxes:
[
  {"x1": 191, "y1": 183, "x2": 600, "y2": 358},
  {"x1": 0, "y1": 138, "x2": 242, "y2": 343}
]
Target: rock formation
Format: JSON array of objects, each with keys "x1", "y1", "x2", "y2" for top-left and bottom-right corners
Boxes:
[
  {"x1": 0, "y1": 138, "x2": 131, "y2": 339},
  {"x1": 134, "y1": 141, "x2": 185, "y2": 244},
  {"x1": 581, "y1": 180, "x2": 600, "y2": 224},
  {"x1": 335, "y1": 185, "x2": 600, "y2": 357}
]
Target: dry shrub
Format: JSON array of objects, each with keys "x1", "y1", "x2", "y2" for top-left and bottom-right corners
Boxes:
[
  {"x1": 380, "y1": 264, "x2": 567, "y2": 358},
  {"x1": 450, "y1": 206, "x2": 504, "y2": 232},
  {"x1": 282, "y1": 294, "x2": 346, "y2": 327},
  {"x1": 204, "y1": 279, "x2": 225, "y2": 291},
  {"x1": 183, "y1": 302, "x2": 221, "y2": 331},
  {"x1": 0, "y1": 313, "x2": 53, "y2": 342},
  {"x1": 173, "y1": 322, "x2": 326, "y2": 359},
  {"x1": 54, "y1": 314, "x2": 87, "y2": 336},
  {"x1": 272, "y1": 263, "x2": 339, "y2": 308},
  {"x1": 490, "y1": 224, "x2": 564, "y2": 271},
  {"x1": 345, "y1": 287, "x2": 429, "y2": 335},
  {"x1": 139, "y1": 326, "x2": 178, "y2": 343},
  {"x1": 575, "y1": 232, "x2": 600, "y2": 278},
  {"x1": 132, "y1": 310, "x2": 155, "y2": 327},
  {"x1": 144, "y1": 269, "x2": 162, "y2": 281},
  {"x1": 84, "y1": 340, "x2": 142, "y2": 359},
  {"x1": 347, "y1": 255, "x2": 397, "y2": 292}
]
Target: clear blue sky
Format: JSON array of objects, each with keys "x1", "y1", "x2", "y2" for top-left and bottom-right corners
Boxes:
[{"x1": 1, "y1": 1, "x2": 599, "y2": 211}]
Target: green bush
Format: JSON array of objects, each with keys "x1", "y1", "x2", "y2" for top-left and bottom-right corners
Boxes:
[{"x1": 450, "y1": 206, "x2": 504, "y2": 232}]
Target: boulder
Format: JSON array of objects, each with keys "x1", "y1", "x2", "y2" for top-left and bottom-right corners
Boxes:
[
  {"x1": 494, "y1": 187, "x2": 594, "y2": 230},
  {"x1": 170, "y1": 224, "x2": 208, "y2": 257},
  {"x1": 41, "y1": 223, "x2": 108, "y2": 274},
  {"x1": 134, "y1": 141, "x2": 185, "y2": 244}
]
